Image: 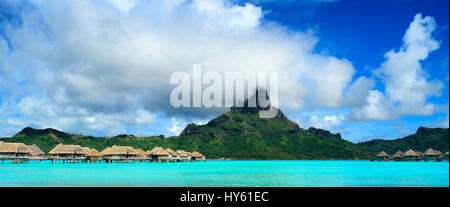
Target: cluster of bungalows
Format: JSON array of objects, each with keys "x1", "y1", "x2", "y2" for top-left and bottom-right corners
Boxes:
[
  {"x1": 49, "y1": 144, "x2": 104, "y2": 163},
  {"x1": 50, "y1": 144, "x2": 206, "y2": 163},
  {"x1": 0, "y1": 141, "x2": 206, "y2": 163},
  {"x1": 375, "y1": 148, "x2": 449, "y2": 162},
  {"x1": 146, "y1": 147, "x2": 205, "y2": 162},
  {"x1": 0, "y1": 141, "x2": 46, "y2": 163}
]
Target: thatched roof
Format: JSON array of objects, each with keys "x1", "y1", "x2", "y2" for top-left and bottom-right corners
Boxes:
[
  {"x1": 146, "y1": 147, "x2": 156, "y2": 155},
  {"x1": 146, "y1": 146, "x2": 157, "y2": 154},
  {"x1": 424, "y1": 148, "x2": 442, "y2": 156},
  {"x1": 176, "y1": 150, "x2": 191, "y2": 157},
  {"x1": 424, "y1": 148, "x2": 433, "y2": 154},
  {"x1": 376, "y1": 151, "x2": 390, "y2": 158},
  {"x1": 135, "y1": 149, "x2": 148, "y2": 157},
  {"x1": 148, "y1": 147, "x2": 169, "y2": 156},
  {"x1": 81, "y1": 147, "x2": 92, "y2": 154},
  {"x1": 87, "y1": 148, "x2": 101, "y2": 157},
  {"x1": 27, "y1": 144, "x2": 45, "y2": 156},
  {"x1": 0, "y1": 142, "x2": 33, "y2": 153},
  {"x1": 100, "y1": 147, "x2": 111, "y2": 155},
  {"x1": 191, "y1": 151, "x2": 205, "y2": 158},
  {"x1": 49, "y1": 143, "x2": 86, "y2": 155},
  {"x1": 166, "y1": 148, "x2": 178, "y2": 156},
  {"x1": 392, "y1": 150, "x2": 404, "y2": 158},
  {"x1": 404, "y1": 149, "x2": 420, "y2": 157},
  {"x1": 101, "y1": 145, "x2": 138, "y2": 155}
]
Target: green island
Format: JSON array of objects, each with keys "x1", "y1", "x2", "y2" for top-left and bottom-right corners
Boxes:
[{"x1": 1, "y1": 96, "x2": 448, "y2": 160}]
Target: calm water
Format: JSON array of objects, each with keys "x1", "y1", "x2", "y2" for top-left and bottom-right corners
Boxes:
[{"x1": 0, "y1": 160, "x2": 448, "y2": 187}]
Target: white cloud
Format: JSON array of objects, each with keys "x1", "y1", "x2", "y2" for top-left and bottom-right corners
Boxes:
[
  {"x1": 351, "y1": 13, "x2": 444, "y2": 121},
  {"x1": 0, "y1": 0, "x2": 360, "y2": 136},
  {"x1": 350, "y1": 90, "x2": 394, "y2": 121},
  {"x1": 296, "y1": 114, "x2": 345, "y2": 131},
  {"x1": 0, "y1": 1, "x2": 446, "y2": 138},
  {"x1": 167, "y1": 117, "x2": 187, "y2": 136},
  {"x1": 106, "y1": 0, "x2": 137, "y2": 12},
  {"x1": 1, "y1": 96, "x2": 156, "y2": 136},
  {"x1": 344, "y1": 77, "x2": 375, "y2": 107},
  {"x1": 167, "y1": 117, "x2": 209, "y2": 136},
  {"x1": 195, "y1": 0, "x2": 262, "y2": 28}
]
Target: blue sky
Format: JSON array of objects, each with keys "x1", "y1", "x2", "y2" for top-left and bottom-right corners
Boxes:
[
  {"x1": 0, "y1": 0, "x2": 448, "y2": 142},
  {"x1": 244, "y1": 0, "x2": 450, "y2": 141}
]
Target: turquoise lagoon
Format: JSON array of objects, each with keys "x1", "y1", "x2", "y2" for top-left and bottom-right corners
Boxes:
[{"x1": 0, "y1": 160, "x2": 448, "y2": 187}]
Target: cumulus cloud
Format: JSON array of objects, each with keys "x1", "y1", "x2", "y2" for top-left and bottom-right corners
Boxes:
[
  {"x1": 167, "y1": 117, "x2": 207, "y2": 136},
  {"x1": 0, "y1": 0, "x2": 359, "y2": 136},
  {"x1": 0, "y1": 1, "x2": 446, "y2": 138},
  {"x1": 167, "y1": 117, "x2": 186, "y2": 136},
  {"x1": 296, "y1": 114, "x2": 345, "y2": 131},
  {"x1": 350, "y1": 90, "x2": 394, "y2": 121},
  {"x1": 350, "y1": 13, "x2": 444, "y2": 121},
  {"x1": 0, "y1": 96, "x2": 156, "y2": 135},
  {"x1": 344, "y1": 77, "x2": 376, "y2": 107}
]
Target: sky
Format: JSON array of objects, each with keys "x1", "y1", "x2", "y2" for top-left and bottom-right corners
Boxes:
[{"x1": 0, "y1": 0, "x2": 448, "y2": 142}]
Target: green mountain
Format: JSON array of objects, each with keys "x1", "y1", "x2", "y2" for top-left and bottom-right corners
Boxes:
[
  {"x1": 357, "y1": 127, "x2": 449, "y2": 155},
  {"x1": 1, "y1": 91, "x2": 448, "y2": 159}
]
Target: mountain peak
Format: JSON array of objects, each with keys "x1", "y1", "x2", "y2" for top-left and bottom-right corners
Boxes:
[
  {"x1": 179, "y1": 89, "x2": 297, "y2": 137},
  {"x1": 416, "y1": 126, "x2": 431, "y2": 134},
  {"x1": 179, "y1": 123, "x2": 199, "y2": 136},
  {"x1": 14, "y1": 127, "x2": 68, "y2": 138},
  {"x1": 230, "y1": 88, "x2": 287, "y2": 120},
  {"x1": 308, "y1": 127, "x2": 341, "y2": 138}
]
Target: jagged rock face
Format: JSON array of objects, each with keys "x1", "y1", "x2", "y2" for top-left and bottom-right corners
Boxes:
[
  {"x1": 230, "y1": 88, "x2": 287, "y2": 120},
  {"x1": 231, "y1": 88, "x2": 271, "y2": 111},
  {"x1": 416, "y1": 126, "x2": 435, "y2": 134},
  {"x1": 179, "y1": 89, "x2": 296, "y2": 137},
  {"x1": 307, "y1": 127, "x2": 341, "y2": 138},
  {"x1": 308, "y1": 127, "x2": 332, "y2": 137},
  {"x1": 179, "y1": 123, "x2": 199, "y2": 136}
]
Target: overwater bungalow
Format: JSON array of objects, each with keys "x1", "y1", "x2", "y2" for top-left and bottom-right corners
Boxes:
[
  {"x1": 148, "y1": 147, "x2": 170, "y2": 161},
  {"x1": 375, "y1": 151, "x2": 390, "y2": 161},
  {"x1": 422, "y1": 148, "x2": 442, "y2": 161},
  {"x1": 100, "y1": 147, "x2": 110, "y2": 155},
  {"x1": 82, "y1": 147, "x2": 91, "y2": 153},
  {"x1": 27, "y1": 144, "x2": 44, "y2": 156},
  {"x1": 0, "y1": 142, "x2": 33, "y2": 163},
  {"x1": 135, "y1": 149, "x2": 149, "y2": 161},
  {"x1": 26, "y1": 144, "x2": 46, "y2": 161},
  {"x1": 392, "y1": 150, "x2": 404, "y2": 161},
  {"x1": 101, "y1": 145, "x2": 139, "y2": 162},
  {"x1": 49, "y1": 144, "x2": 88, "y2": 162},
  {"x1": 86, "y1": 148, "x2": 102, "y2": 163},
  {"x1": 416, "y1": 151, "x2": 423, "y2": 157},
  {"x1": 166, "y1": 148, "x2": 179, "y2": 160},
  {"x1": 191, "y1": 151, "x2": 206, "y2": 161},
  {"x1": 402, "y1": 149, "x2": 421, "y2": 161},
  {"x1": 176, "y1": 150, "x2": 192, "y2": 161},
  {"x1": 443, "y1": 152, "x2": 449, "y2": 161}
]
